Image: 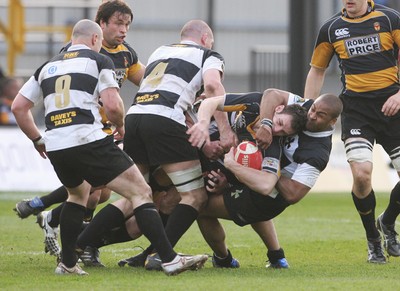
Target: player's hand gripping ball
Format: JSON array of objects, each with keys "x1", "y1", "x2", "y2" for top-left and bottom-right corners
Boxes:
[{"x1": 234, "y1": 141, "x2": 263, "y2": 170}]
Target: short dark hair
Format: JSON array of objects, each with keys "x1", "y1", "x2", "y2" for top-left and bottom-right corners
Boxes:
[
  {"x1": 95, "y1": 1, "x2": 133, "y2": 25},
  {"x1": 279, "y1": 104, "x2": 308, "y2": 134}
]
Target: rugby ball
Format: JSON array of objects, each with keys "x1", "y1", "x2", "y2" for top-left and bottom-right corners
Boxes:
[{"x1": 234, "y1": 141, "x2": 262, "y2": 170}]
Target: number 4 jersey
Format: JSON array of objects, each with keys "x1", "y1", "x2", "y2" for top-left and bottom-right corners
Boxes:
[
  {"x1": 127, "y1": 40, "x2": 225, "y2": 126},
  {"x1": 19, "y1": 44, "x2": 119, "y2": 151}
]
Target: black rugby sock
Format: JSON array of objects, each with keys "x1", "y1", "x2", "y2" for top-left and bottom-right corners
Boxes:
[
  {"x1": 59, "y1": 202, "x2": 85, "y2": 268},
  {"x1": 40, "y1": 186, "x2": 68, "y2": 208},
  {"x1": 267, "y1": 248, "x2": 286, "y2": 264},
  {"x1": 48, "y1": 202, "x2": 65, "y2": 228},
  {"x1": 164, "y1": 204, "x2": 198, "y2": 247},
  {"x1": 99, "y1": 226, "x2": 133, "y2": 247},
  {"x1": 134, "y1": 203, "x2": 176, "y2": 263},
  {"x1": 352, "y1": 191, "x2": 380, "y2": 239},
  {"x1": 159, "y1": 211, "x2": 170, "y2": 226},
  {"x1": 382, "y1": 182, "x2": 400, "y2": 225},
  {"x1": 134, "y1": 211, "x2": 168, "y2": 255},
  {"x1": 77, "y1": 204, "x2": 125, "y2": 250},
  {"x1": 213, "y1": 249, "x2": 234, "y2": 267}
]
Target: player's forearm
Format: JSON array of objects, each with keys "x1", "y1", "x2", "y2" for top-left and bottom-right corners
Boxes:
[
  {"x1": 11, "y1": 94, "x2": 41, "y2": 140},
  {"x1": 259, "y1": 88, "x2": 288, "y2": 120},
  {"x1": 226, "y1": 161, "x2": 278, "y2": 195},
  {"x1": 101, "y1": 88, "x2": 125, "y2": 128},
  {"x1": 276, "y1": 176, "x2": 309, "y2": 204},
  {"x1": 197, "y1": 97, "x2": 223, "y2": 126},
  {"x1": 105, "y1": 102, "x2": 124, "y2": 128},
  {"x1": 304, "y1": 67, "x2": 326, "y2": 100}
]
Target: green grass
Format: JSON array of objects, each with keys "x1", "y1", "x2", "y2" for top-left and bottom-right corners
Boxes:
[{"x1": 1, "y1": 191, "x2": 400, "y2": 290}]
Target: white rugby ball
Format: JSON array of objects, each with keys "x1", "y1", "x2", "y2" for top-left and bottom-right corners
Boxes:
[{"x1": 234, "y1": 141, "x2": 263, "y2": 170}]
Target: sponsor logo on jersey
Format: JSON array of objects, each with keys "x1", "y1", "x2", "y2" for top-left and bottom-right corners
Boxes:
[
  {"x1": 115, "y1": 69, "x2": 127, "y2": 87},
  {"x1": 48, "y1": 66, "x2": 57, "y2": 74},
  {"x1": 63, "y1": 52, "x2": 79, "y2": 59},
  {"x1": 50, "y1": 110, "x2": 77, "y2": 127},
  {"x1": 230, "y1": 189, "x2": 243, "y2": 199},
  {"x1": 135, "y1": 93, "x2": 160, "y2": 103},
  {"x1": 284, "y1": 136, "x2": 295, "y2": 149},
  {"x1": 335, "y1": 28, "x2": 350, "y2": 39},
  {"x1": 262, "y1": 157, "x2": 280, "y2": 174},
  {"x1": 345, "y1": 34, "x2": 381, "y2": 57},
  {"x1": 294, "y1": 95, "x2": 306, "y2": 103},
  {"x1": 232, "y1": 112, "x2": 246, "y2": 132},
  {"x1": 350, "y1": 128, "x2": 361, "y2": 135},
  {"x1": 374, "y1": 22, "x2": 381, "y2": 32}
]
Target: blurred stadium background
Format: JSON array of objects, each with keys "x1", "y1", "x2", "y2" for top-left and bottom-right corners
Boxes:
[{"x1": 0, "y1": 0, "x2": 398, "y2": 192}]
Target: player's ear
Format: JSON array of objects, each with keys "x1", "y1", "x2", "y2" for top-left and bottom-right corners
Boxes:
[
  {"x1": 329, "y1": 116, "x2": 338, "y2": 128},
  {"x1": 274, "y1": 105, "x2": 285, "y2": 113},
  {"x1": 91, "y1": 33, "x2": 98, "y2": 47},
  {"x1": 200, "y1": 33, "x2": 208, "y2": 46}
]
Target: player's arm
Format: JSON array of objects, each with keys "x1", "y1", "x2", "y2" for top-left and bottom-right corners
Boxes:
[
  {"x1": 100, "y1": 87, "x2": 125, "y2": 136},
  {"x1": 127, "y1": 61, "x2": 146, "y2": 86},
  {"x1": 187, "y1": 95, "x2": 225, "y2": 148},
  {"x1": 256, "y1": 88, "x2": 290, "y2": 149},
  {"x1": 276, "y1": 162, "x2": 321, "y2": 204},
  {"x1": 12, "y1": 93, "x2": 47, "y2": 159},
  {"x1": 203, "y1": 68, "x2": 236, "y2": 150},
  {"x1": 304, "y1": 66, "x2": 326, "y2": 100},
  {"x1": 275, "y1": 175, "x2": 310, "y2": 204},
  {"x1": 224, "y1": 147, "x2": 279, "y2": 196}
]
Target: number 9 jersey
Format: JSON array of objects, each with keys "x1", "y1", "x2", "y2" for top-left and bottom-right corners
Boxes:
[{"x1": 19, "y1": 44, "x2": 119, "y2": 151}]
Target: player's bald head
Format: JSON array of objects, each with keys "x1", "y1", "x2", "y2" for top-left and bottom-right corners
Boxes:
[
  {"x1": 316, "y1": 93, "x2": 343, "y2": 119},
  {"x1": 72, "y1": 19, "x2": 103, "y2": 41},
  {"x1": 181, "y1": 20, "x2": 212, "y2": 41}
]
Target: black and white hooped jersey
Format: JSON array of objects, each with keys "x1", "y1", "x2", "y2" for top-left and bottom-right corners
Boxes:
[
  {"x1": 310, "y1": 1, "x2": 400, "y2": 99},
  {"x1": 280, "y1": 128, "x2": 333, "y2": 188},
  {"x1": 19, "y1": 44, "x2": 119, "y2": 151},
  {"x1": 126, "y1": 40, "x2": 225, "y2": 126},
  {"x1": 281, "y1": 97, "x2": 333, "y2": 189}
]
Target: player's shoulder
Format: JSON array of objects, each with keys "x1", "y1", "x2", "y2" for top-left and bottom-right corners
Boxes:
[
  {"x1": 121, "y1": 41, "x2": 137, "y2": 53},
  {"x1": 374, "y1": 4, "x2": 400, "y2": 20},
  {"x1": 319, "y1": 11, "x2": 342, "y2": 31},
  {"x1": 299, "y1": 130, "x2": 333, "y2": 150}
]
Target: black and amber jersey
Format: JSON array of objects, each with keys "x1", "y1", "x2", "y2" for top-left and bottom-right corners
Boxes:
[
  {"x1": 100, "y1": 41, "x2": 142, "y2": 88},
  {"x1": 62, "y1": 41, "x2": 141, "y2": 88},
  {"x1": 310, "y1": 0, "x2": 400, "y2": 99}
]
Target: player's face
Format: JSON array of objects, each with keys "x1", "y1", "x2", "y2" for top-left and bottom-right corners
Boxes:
[
  {"x1": 306, "y1": 101, "x2": 334, "y2": 132},
  {"x1": 271, "y1": 113, "x2": 296, "y2": 136},
  {"x1": 342, "y1": 0, "x2": 369, "y2": 18},
  {"x1": 101, "y1": 12, "x2": 131, "y2": 48}
]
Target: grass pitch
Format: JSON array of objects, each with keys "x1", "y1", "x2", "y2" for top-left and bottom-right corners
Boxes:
[{"x1": 1, "y1": 191, "x2": 400, "y2": 290}]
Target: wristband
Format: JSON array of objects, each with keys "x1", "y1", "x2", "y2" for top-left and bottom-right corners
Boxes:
[
  {"x1": 260, "y1": 118, "x2": 273, "y2": 129},
  {"x1": 32, "y1": 136, "x2": 45, "y2": 146},
  {"x1": 32, "y1": 136, "x2": 42, "y2": 143}
]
